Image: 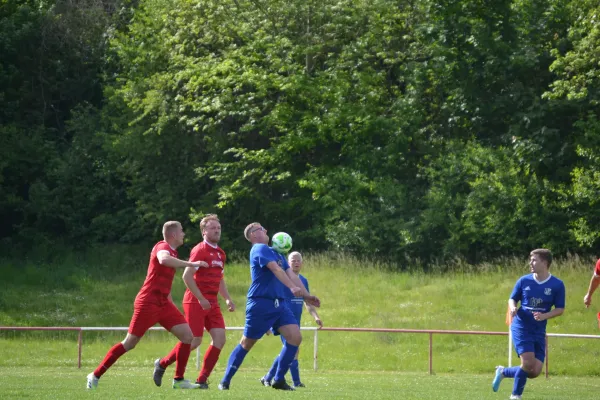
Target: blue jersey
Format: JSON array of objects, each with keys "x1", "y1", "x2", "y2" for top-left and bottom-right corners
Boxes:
[
  {"x1": 283, "y1": 274, "x2": 309, "y2": 324},
  {"x1": 510, "y1": 274, "x2": 566, "y2": 333},
  {"x1": 246, "y1": 244, "x2": 290, "y2": 300}
]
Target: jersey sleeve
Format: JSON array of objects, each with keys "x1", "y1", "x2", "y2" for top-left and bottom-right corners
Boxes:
[
  {"x1": 509, "y1": 278, "x2": 522, "y2": 302},
  {"x1": 189, "y1": 245, "x2": 205, "y2": 263},
  {"x1": 155, "y1": 242, "x2": 172, "y2": 264},
  {"x1": 301, "y1": 276, "x2": 309, "y2": 293},
  {"x1": 554, "y1": 281, "x2": 566, "y2": 309},
  {"x1": 594, "y1": 259, "x2": 600, "y2": 276},
  {"x1": 254, "y1": 244, "x2": 278, "y2": 268}
]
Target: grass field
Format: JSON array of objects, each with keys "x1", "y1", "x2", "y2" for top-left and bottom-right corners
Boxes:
[
  {"x1": 2, "y1": 247, "x2": 600, "y2": 398},
  {"x1": 0, "y1": 367, "x2": 599, "y2": 399}
]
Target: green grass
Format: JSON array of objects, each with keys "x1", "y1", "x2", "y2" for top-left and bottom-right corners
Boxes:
[
  {"x1": 1, "y1": 367, "x2": 599, "y2": 399},
  {"x1": 2, "y1": 247, "x2": 600, "y2": 399}
]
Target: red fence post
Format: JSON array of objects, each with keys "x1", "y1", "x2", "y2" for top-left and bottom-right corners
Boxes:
[
  {"x1": 429, "y1": 333, "x2": 433, "y2": 375},
  {"x1": 78, "y1": 329, "x2": 83, "y2": 369}
]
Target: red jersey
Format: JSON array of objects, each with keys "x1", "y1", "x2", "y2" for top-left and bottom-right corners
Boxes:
[
  {"x1": 135, "y1": 241, "x2": 178, "y2": 303},
  {"x1": 595, "y1": 259, "x2": 600, "y2": 276},
  {"x1": 183, "y1": 241, "x2": 226, "y2": 303}
]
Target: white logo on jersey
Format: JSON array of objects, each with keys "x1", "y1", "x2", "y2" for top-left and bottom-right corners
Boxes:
[
  {"x1": 544, "y1": 288, "x2": 552, "y2": 295},
  {"x1": 217, "y1": 253, "x2": 222, "y2": 259},
  {"x1": 530, "y1": 297, "x2": 543, "y2": 308},
  {"x1": 524, "y1": 286, "x2": 530, "y2": 291}
]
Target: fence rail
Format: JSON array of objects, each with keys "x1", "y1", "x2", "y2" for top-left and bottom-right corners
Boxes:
[{"x1": 2, "y1": 325, "x2": 599, "y2": 377}]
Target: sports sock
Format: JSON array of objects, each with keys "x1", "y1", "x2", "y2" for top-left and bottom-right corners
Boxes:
[
  {"x1": 93, "y1": 343, "x2": 127, "y2": 378},
  {"x1": 503, "y1": 366, "x2": 519, "y2": 378},
  {"x1": 221, "y1": 344, "x2": 248, "y2": 384},
  {"x1": 264, "y1": 354, "x2": 280, "y2": 382},
  {"x1": 273, "y1": 342, "x2": 299, "y2": 383},
  {"x1": 290, "y1": 359, "x2": 300, "y2": 385},
  {"x1": 174, "y1": 342, "x2": 191, "y2": 380},
  {"x1": 513, "y1": 367, "x2": 528, "y2": 396},
  {"x1": 160, "y1": 345, "x2": 178, "y2": 369},
  {"x1": 197, "y1": 345, "x2": 221, "y2": 383}
]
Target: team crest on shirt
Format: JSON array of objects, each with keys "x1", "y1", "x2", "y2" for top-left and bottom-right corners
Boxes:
[
  {"x1": 217, "y1": 253, "x2": 222, "y2": 259},
  {"x1": 544, "y1": 288, "x2": 552, "y2": 295}
]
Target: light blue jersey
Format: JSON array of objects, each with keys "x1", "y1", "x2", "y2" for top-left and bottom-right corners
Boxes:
[{"x1": 510, "y1": 273, "x2": 566, "y2": 334}]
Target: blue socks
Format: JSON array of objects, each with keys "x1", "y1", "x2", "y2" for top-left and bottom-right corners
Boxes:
[
  {"x1": 503, "y1": 366, "x2": 519, "y2": 378},
  {"x1": 264, "y1": 355, "x2": 279, "y2": 382},
  {"x1": 273, "y1": 342, "x2": 299, "y2": 382},
  {"x1": 513, "y1": 367, "x2": 528, "y2": 396},
  {"x1": 265, "y1": 353, "x2": 301, "y2": 385},
  {"x1": 221, "y1": 344, "x2": 248, "y2": 384},
  {"x1": 501, "y1": 367, "x2": 528, "y2": 396},
  {"x1": 290, "y1": 359, "x2": 300, "y2": 385}
]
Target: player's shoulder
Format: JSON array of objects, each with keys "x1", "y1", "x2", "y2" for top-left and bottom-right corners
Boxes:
[
  {"x1": 153, "y1": 240, "x2": 171, "y2": 253},
  {"x1": 251, "y1": 243, "x2": 272, "y2": 254},
  {"x1": 549, "y1": 274, "x2": 565, "y2": 286},
  {"x1": 299, "y1": 274, "x2": 308, "y2": 285}
]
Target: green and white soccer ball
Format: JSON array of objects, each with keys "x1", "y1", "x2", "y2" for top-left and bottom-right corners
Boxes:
[{"x1": 271, "y1": 232, "x2": 293, "y2": 254}]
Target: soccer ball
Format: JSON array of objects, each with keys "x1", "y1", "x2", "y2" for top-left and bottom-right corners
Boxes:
[{"x1": 271, "y1": 232, "x2": 293, "y2": 254}]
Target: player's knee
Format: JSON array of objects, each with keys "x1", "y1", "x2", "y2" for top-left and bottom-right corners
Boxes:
[
  {"x1": 528, "y1": 364, "x2": 543, "y2": 378},
  {"x1": 190, "y1": 336, "x2": 202, "y2": 350},
  {"x1": 240, "y1": 336, "x2": 256, "y2": 351},
  {"x1": 122, "y1": 335, "x2": 139, "y2": 351},
  {"x1": 521, "y1": 362, "x2": 536, "y2": 375},
  {"x1": 180, "y1": 331, "x2": 194, "y2": 344},
  {"x1": 287, "y1": 332, "x2": 302, "y2": 346},
  {"x1": 213, "y1": 335, "x2": 226, "y2": 349}
]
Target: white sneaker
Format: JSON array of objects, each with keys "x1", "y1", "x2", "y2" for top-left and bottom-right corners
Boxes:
[
  {"x1": 86, "y1": 372, "x2": 99, "y2": 389},
  {"x1": 172, "y1": 379, "x2": 201, "y2": 389},
  {"x1": 509, "y1": 395, "x2": 522, "y2": 400}
]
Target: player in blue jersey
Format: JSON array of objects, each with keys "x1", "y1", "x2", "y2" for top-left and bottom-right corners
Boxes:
[
  {"x1": 492, "y1": 249, "x2": 565, "y2": 400},
  {"x1": 218, "y1": 223, "x2": 320, "y2": 391},
  {"x1": 260, "y1": 251, "x2": 323, "y2": 388}
]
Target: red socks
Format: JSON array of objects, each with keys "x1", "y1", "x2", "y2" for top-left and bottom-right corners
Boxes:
[
  {"x1": 93, "y1": 343, "x2": 127, "y2": 378},
  {"x1": 174, "y1": 342, "x2": 191, "y2": 380},
  {"x1": 198, "y1": 345, "x2": 221, "y2": 383}
]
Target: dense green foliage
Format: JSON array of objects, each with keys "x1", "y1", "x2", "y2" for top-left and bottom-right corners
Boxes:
[{"x1": 2, "y1": 0, "x2": 600, "y2": 263}]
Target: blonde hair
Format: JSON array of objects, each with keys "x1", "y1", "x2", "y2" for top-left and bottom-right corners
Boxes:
[
  {"x1": 244, "y1": 222, "x2": 261, "y2": 242},
  {"x1": 288, "y1": 251, "x2": 302, "y2": 262},
  {"x1": 200, "y1": 214, "x2": 220, "y2": 233},
  {"x1": 162, "y1": 221, "x2": 181, "y2": 239}
]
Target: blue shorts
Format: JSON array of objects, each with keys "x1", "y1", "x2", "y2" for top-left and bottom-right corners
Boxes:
[
  {"x1": 244, "y1": 298, "x2": 298, "y2": 339},
  {"x1": 511, "y1": 324, "x2": 546, "y2": 362}
]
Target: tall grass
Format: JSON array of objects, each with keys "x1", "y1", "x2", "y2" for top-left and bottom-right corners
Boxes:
[{"x1": 1, "y1": 247, "x2": 599, "y2": 375}]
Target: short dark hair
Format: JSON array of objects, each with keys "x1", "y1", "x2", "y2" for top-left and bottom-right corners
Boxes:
[{"x1": 530, "y1": 248, "x2": 552, "y2": 268}]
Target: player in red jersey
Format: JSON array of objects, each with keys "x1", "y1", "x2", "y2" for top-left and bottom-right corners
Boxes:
[
  {"x1": 584, "y1": 259, "x2": 600, "y2": 309},
  {"x1": 153, "y1": 214, "x2": 236, "y2": 389},
  {"x1": 86, "y1": 221, "x2": 207, "y2": 390}
]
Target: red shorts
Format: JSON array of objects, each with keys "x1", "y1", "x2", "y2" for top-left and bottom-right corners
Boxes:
[
  {"x1": 128, "y1": 300, "x2": 187, "y2": 337},
  {"x1": 183, "y1": 300, "x2": 225, "y2": 337}
]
